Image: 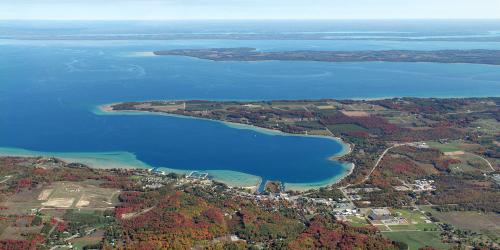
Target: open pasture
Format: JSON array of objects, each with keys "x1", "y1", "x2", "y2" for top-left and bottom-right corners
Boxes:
[{"x1": 382, "y1": 231, "x2": 449, "y2": 250}]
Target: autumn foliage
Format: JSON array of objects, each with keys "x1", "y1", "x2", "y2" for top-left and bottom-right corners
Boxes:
[{"x1": 289, "y1": 216, "x2": 395, "y2": 250}]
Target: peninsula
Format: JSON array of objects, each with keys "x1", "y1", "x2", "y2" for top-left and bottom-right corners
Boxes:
[
  {"x1": 154, "y1": 48, "x2": 500, "y2": 65},
  {"x1": 107, "y1": 97, "x2": 499, "y2": 201}
]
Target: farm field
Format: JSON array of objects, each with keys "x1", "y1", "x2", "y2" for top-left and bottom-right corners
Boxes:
[
  {"x1": 425, "y1": 140, "x2": 495, "y2": 172},
  {"x1": 420, "y1": 208, "x2": 500, "y2": 241},
  {"x1": 382, "y1": 231, "x2": 449, "y2": 250},
  {"x1": 388, "y1": 223, "x2": 438, "y2": 231},
  {"x1": 471, "y1": 119, "x2": 500, "y2": 136},
  {"x1": 426, "y1": 141, "x2": 465, "y2": 153}
]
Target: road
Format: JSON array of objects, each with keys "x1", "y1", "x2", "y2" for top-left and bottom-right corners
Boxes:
[
  {"x1": 466, "y1": 152, "x2": 496, "y2": 172},
  {"x1": 341, "y1": 143, "x2": 408, "y2": 189},
  {"x1": 0, "y1": 175, "x2": 12, "y2": 183},
  {"x1": 362, "y1": 143, "x2": 405, "y2": 184}
]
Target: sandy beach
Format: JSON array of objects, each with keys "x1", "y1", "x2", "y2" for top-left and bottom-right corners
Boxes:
[
  {"x1": 284, "y1": 162, "x2": 355, "y2": 191},
  {"x1": 0, "y1": 147, "x2": 150, "y2": 170}
]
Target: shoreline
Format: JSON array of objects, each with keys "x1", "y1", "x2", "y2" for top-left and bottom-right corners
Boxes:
[
  {"x1": 153, "y1": 48, "x2": 500, "y2": 66},
  {"x1": 284, "y1": 162, "x2": 355, "y2": 191},
  {"x1": 95, "y1": 102, "x2": 355, "y2": 191},
  {"x1": 97, "y1": 103, "x2": 352, "y2": 160},
  {"x1": 0, "y1": 146, "x2": 265, "y2": 191},
  {"x1": 0, "y1": 147, "x2": 149, "y2": 170},
  {"x1": 157, "y1": 167, "x2": 263, "y2": 193},
  {"x1": 0, "y1": 103, "x2": 356, "y2": 192}
]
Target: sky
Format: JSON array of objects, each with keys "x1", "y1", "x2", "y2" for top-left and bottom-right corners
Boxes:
[{"x1": 0, "y1": 0, "x2": 499, "y2": 20}]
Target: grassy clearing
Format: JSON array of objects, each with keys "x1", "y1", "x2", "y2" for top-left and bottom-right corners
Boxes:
[
  {"x1": 328, "y1": 124, "x2": 368, "y2": 133},
  {"x1": 64, "y1": 210, "x2": 109, "y2": 227},
  {"x1": 388, "y1": 209, "x2": 438, "y2": 231},
  {"x1": 346, "y1": 216, "x2": 370, "y2": 227},
  {"x1": 0, "y1": 221, "x2": 9, "y2": 236},
  {"x1": 0, "y1": 187, "x2": 44, "y2": 215},
  {"x1": 420, "y1": 208, "x2": 499, "y2": 234},
  {"x1": 382, "y1": 231, "x2": 449, "y2": 250},
  {"x1": 419, "y1": 207, "x2": 500, "y2": 245},
  {"x1": 385, "y1": 113, "x2": 422, "y2": 126},
  {"x1": 71, "y1": 239, "x2": 101, "y2": 250},
  {"x1": 448, "y1": 153, "x2": 492, "y2": 173},
  {"x1": 0, "y1": 225, "x2": 43, "y2": 240},
  {"x1": 471, "y1": 119, "x2": 500, "y2": 136},
  {"x1": 426, "y1": 141, "x2": 463, "y2": 153},
  {"x1": 388, "y1": 224, "x2": 438, "y2": 231},
  {"x1": 375, "y1": 224, "x2": 390, "y2": 231},
  {"x1": 393, "y1": 209, "x2": 427, "y2": 223}
]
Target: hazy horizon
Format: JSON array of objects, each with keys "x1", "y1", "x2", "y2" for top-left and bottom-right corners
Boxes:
[
  {"x1": 2, "y1": 18, "x2": 500, "y2": 21},
  {"x1": 1, "y1": 0, "x2": 499, "y2": 20}
]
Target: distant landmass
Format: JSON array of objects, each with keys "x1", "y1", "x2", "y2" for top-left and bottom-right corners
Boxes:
[
  {"x1": 4, "y1": 34, "x2": 500, "y2": 42},
  {"x1": 154, "y1": 48, "x2": 500, "y2": 65}
]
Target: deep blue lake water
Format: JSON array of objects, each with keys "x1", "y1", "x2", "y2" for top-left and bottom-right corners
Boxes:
[{"x1": 1, "y1": 21, "x2": 500, "y2": 188}]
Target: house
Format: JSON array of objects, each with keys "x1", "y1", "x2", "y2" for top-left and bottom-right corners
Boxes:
[
  {"x1": 413, "y1": 179, "x2": 436, "y2": 192},
  {"x1": 492, "y1": 174, "x2": 500, "y2": 185},
  {"x1": 368, "y1": 208, "x2": 392, "y2": 221}
]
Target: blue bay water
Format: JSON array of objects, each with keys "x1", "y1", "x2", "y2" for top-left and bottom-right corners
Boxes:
[{"x1": 1, "y1": 26, "x2": 500, "y2": 187}]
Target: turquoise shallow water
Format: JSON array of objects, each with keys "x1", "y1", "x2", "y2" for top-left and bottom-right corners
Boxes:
[
  {"x1": 0, "y1": 147, "x2": 150, "y2": 169},
  {"x1": 1, "y1": 21, "x2": 500, "y2": 189}
]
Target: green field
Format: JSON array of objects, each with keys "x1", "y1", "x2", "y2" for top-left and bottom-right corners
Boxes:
[
  {"x1": 385, "y1": 113, "x2": 423, "y2": 126},
  {"x1": 71, "y1": 239, "x2": 100, "y2": 250},
  {"x1": 388, "y1": 224, "x2": 438, "y2": 231},
  {"x1": 471, "y1": 119, "x2": 500, "y2": 136},
  {"x1": 346, "y1": 216, "x2": 370, "y2": 227},
  {"x1": 388, "y1": 209, "x2": 438, "y2": 231},
  {"x1": 376, "y1": 224, "x2": 390, "y2": 231},
  {"x1": 393, "y1": 209, "x2": 428, "y2": 223},
  {"x1": 426, "y1": 141, "x2": 462, "y2": 153},
  {"x1": 448, "y1": 153, "x2": 492, "y2": 173},
  {"x1": 383, "y1": 231, "x2": 449, "y2": 250},
  {"x1": 328, "y1": 124, "x2": 368, "y2": 133},
  {"x1": 419, "y1": 207, "x2": 500, "y2": 243}
]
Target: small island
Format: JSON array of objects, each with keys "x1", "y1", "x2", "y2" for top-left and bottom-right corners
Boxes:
[{"x1": 154, "y1": 48, "x2": 500, "y2": 65}]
